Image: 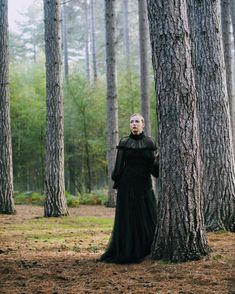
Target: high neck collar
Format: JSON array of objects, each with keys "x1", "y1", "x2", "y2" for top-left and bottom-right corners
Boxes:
[{"x1": 129, "y1": 132, "x2": 145, "y2": 140}]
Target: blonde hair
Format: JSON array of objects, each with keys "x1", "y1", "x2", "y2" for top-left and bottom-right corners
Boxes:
[{"x1": 130, "y1": 113, "x2": 145, "y2": 123}]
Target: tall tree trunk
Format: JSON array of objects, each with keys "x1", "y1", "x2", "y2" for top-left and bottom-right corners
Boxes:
[
  {"x1": 231, "y1": 0, "x2": 235, "y2": 124},
  {"x1": 85, "y1": 0, "x2": 90, "y2": 81},
  {"x1": 105, "y1": 0, "x2": 119, "y2": 208},
  {"x1": 221, "y1": 0, "x2": 235, "y2": 156},
  {"x1": 43, "y1": 0, "x2": 68, "y2": 217},
  {"x1": 138, "y1": 0, "x2": 151, "y2": 136},
  {"x1": 231, "y1": 0, "x2": 235, "y2": 49},
  {"x1": 147, "y1": 0, "x2": 210, "y2": 261},
  {"x1": 40, "y1": 127, "x2": 44, "y2": 190},
  {"x1": 187, "y1": 0, "x2": 235, "y2": 231},
  {"x1": 62, "y1": 3, "x2": 69, "y2": 81},
  {"x1": 122, "y1": 0, "x2": 130, "y2": 71},
  {"x1": 82, "y1": 110, "x2": 92, "y2": 193},
  {"x1": 90, "y1": 0, "x2": 97, "y2": 82},
  {"x1": 0, "y1": 0, "x2": 15, "y2": 214}
]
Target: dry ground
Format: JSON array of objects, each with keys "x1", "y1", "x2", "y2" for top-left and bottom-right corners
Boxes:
[{"x1": 0, "y1": 205, "x2": 234, "y2": 294}]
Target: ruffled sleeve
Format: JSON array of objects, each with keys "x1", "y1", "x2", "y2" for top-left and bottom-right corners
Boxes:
[
  {"x1": 146, "y1": 137, "x2": 159, "y2": 178},
  {"x1": 111, "y1": 138, "x2": 127, "y2": 188},
  {"x1": 151, "y1": 151, "x2": 159, "y2": 178}
]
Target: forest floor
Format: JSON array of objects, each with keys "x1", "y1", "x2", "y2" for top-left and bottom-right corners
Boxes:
[{"x1": 0, "y1": 205, "x2": 234, "y2": 294}]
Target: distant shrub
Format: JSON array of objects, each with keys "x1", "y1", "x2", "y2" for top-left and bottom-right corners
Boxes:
[
  {"x1": 15, "y1": 192, "x2": 45, "y2": 206},
  {"x1": 65, "y1": 191, "x2": 79, "y2": 208},
  {"x1": 15, "y1": 193, "x2": 28, "y2": 205},
  {"x1": 78, "y1": 192, "x2": 107, "y2": 205},
  {"x1": 15, "y1": 191, "x2": 79, "y2": 207},
  {"x1": 30, "y1": 192, "x2": 45, "y2": 205}
]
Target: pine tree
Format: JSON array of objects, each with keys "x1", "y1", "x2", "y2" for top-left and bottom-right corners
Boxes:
[{"x1": 43, "y1": 0, "x2": 68, "y2": 217}]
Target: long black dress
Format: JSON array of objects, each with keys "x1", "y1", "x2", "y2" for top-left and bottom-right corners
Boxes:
[{"x1": 101, "y1": 132, "x2": 159, "y2": 264}]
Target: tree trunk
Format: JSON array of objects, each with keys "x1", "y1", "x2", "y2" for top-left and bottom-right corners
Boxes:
[
  {"x1": 105, "y1": 0, "x2": 119, "y2": 208},
  {"x1": 90, "y1": 0, "x2": 97, "y2": 82},
  {"x1": 122, "y1": 0, "x2": 130, "y2": 71},
  {"x1": 62, "y1": 3, "x2": 69, "y2": 81},
  {"x1": 231, "y1": 0, "x2": 235, "y2": 130},
  {"x1": 221, "y1": 0, "x2": 235, "y2": 156},
  {"x1": 43, "y1": 0, "x2": 68, "y2": 217},
  {"x1": 85, "y1": 0, "x2": 90, "y2": 81},
  {"x1": 0, "y1": 0, "x2": 15, "y2": 214},
  {"x1": 187, "y1": 0, "x2": 235, "y2": 231},
  {"x1": 83, "y1": 111, "x2": 92, "y2": 193},
  {"x1": 231, "y1": 0, "x2": 235, "y2": 49},
  {"x1": 147, "y1": 0, "x2": 210, "y2": 261},
  {"x1": 138, "y1": 0, "x2": 151, "y2": 136}
]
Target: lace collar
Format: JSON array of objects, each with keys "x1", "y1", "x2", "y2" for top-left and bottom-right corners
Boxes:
[{"x1": 129, "y1": 132, "x2": 145, "y2": 140}]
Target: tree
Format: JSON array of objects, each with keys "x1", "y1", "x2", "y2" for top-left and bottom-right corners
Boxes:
[
  {"x1": 138, "y1": 0, "x2": 151, "y2": 136},
  {"x1": 231, "y1": 0, "x2": 235, "y2": 49},
  {"x1": 122, "y1": 0, "x2": 130, "y2": 71},
  {"x1": 221, "y1": 0, "x2": 235, "y2": 156},
  {"x1": 105, "y1": 0, "x2": 119, "y2": 207},
  {"x1": 147, "y1": 0, "x2": 210, "y2": 261},
  {"x1": 85, "y1": 0, "x2": 90, "y2": 81},
  {"x1": 0, "y1": 0, "x2": 15, "y2": 214},
  {"x1": 9, "y1": 32, "x2": 26, "y2": 62},
  {"x1": 15, "y1": 3, "x2": 44, "y2": 63},
  {"x1": 90, "y1": 0, "x2": 97, "y2": 82},
  {"x1": 61, "y1": 3, "x2": 69, "y2": 81},
  {"x1": 64, "y1": 75, "x2": 107, "y2": 194},
  {"x1": 10, "y1": 61, "x2": 46, "y2": 192},
  {"x1": 187, "y1": 0, "x2": 235, "y2": 231},
  {"x1": 43, "y1": 0, "x2": 68, "y2": 217}
]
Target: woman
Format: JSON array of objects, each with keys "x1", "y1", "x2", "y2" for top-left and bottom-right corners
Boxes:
[{"x1": 100, "y1": 113, "x2": 159, "y2": 264}]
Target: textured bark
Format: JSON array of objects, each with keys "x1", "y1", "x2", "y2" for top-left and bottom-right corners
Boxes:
[
  {"x1": 43, "y1": 0, "x2": 68, "y2": 217},
  {"x1": 82, "y1": 111, "x2": 92, "y2": 193},
  {"x1": 105, "y1": 0, "x2": 119, "y2": 208},
  {"x1": 62, "y1": 3, "x2": 69, "y2": 81},
  {"x1": 187, "y1": 0, "x2": 235, "y2": 231},
  {"x1": 231, "y1": 0, "x2": 235, "y2": 130},
  {"x1": 122, "y1": 0, "x2": 130, "y2": 71},
  {"x1": 90, "y1": 0, "x2": 97, "y2": 82},
  {"x1": 231, "y1": 0, "x2": 235, "y2": 49},
  {"x1": 147, "y1": 0, "x2": 210, "y2": 261},
  {"x1": 221, "y1": 0, "x2": 235, "y2": 156},
  {"x1": 85, "y1": 0, "x2": 90, "y2": 81},
  {"x1": 138, "y1": 0, "x2": 151, "y2": 136},
  {"x1": 0, "y1": 0, "x2": 15, "y2": 214}
]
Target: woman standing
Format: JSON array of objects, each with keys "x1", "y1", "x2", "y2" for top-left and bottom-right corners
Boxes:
[{"x1": 100, "y1": 113, "x2": 159, "y2": 263}]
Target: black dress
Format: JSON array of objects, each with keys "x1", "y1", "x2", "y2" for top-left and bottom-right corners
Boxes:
[{"x1": 100, "y1": 132, "x2": 159, "y2": 264}]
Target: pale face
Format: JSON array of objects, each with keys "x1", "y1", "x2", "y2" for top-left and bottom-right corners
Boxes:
[{"x1": 130, "y1": 115, "x2": 144, "y2": 135}]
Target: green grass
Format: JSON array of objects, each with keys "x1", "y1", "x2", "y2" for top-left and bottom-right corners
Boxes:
[
  {"x1": 214, "y1": 230, "x2": 230, "y2": 235},
  {"x1": 0, "y1": 215, "x2": 113, "y2": 251}
]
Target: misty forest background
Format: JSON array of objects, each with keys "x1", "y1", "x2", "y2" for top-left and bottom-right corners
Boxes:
[{"x1": 9, "y1": 0, "x2": 157, "y2": 197}]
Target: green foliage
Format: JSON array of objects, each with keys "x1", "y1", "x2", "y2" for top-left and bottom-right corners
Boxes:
[
  {"x1": 72, "y1": 245, "x2": 81, "y2": 252},
  {"x1": 15, "y1": 192, "x2": 45, "y2": 206},
  {"x1": 15, "y1": 191, "x2": 79, "y2": 208},
  {"x1": 65, "y1": 191, "x2": 80, "y2": 208},
  {"x1": 10, "y1": 60, "x2": 46, "y2": 192},
  {"x1": 87, "y1": 244, "x2": 100, "y2": 252},
  {"x1": 214, "y1": 230, "x2": 229, "y2": 235},
  {"x1": 78, "y1": 192, "x2": 108, "y2": 205},
  {"x1": 212, "y1": 254, "x2": 224, "y2": 260},
  {"x1": 10, "y1": 2, "x2": 44, "y2": 62},
  {"x1": 64, "y1": 74, "x2": 107, "y2": 193},
  {"x1": 10, "y1": 60, "x2": 157, "y2": 194}
]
